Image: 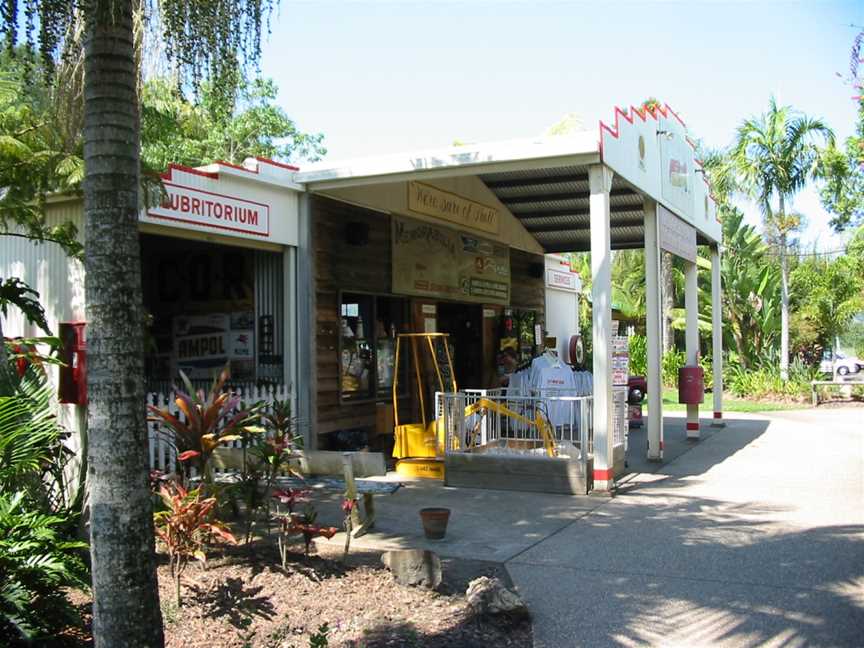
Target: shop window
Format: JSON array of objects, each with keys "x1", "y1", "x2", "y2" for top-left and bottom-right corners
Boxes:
[
  {"x1": 340, "y1": 292, "x2": 407, "y2": 402},
  {"x1": 141, "y1": 234, "x2": 286, "y2": 392}
]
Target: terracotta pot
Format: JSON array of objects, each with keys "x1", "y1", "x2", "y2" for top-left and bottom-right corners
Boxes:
[{"x1": 419, "y1": 507, "x2": 451, "y2": 540}]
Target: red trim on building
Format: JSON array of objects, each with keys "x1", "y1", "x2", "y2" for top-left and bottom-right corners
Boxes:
[
  {"x1": 686, "y1": 422, "x2": 700, "y2": 431},
  {"x1": 256, "y1": 156, "x2": 299, "y2": 171},
  {"x1": 713, "y1": 412, "x2": 723, "y2": 419},
  {"x1": 216, "y1": 159, "x2": 258, "y2": 174},
  {"x1": 160, "y1": 163, "x2": 219, "y2": 181},
  {"x1": 593, "y1": 468, "x2": 614, "y2": 481}
]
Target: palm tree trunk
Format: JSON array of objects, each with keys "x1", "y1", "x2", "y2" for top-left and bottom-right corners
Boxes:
[
  {"x1": 778, "y1": 195, "x2": 790, "y2": 381},
  {"x1": 661, "y1": 251, "x2": 674, "y2": 353},
  {"x1": 83, "y1": 2, "x2": 164, "y2": 646}
]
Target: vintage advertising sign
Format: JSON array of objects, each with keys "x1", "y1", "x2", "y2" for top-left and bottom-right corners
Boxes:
[
  {"x1": 146, "y1": 182, "x2": 270, "y2": 238},
  {"x1": 392, "y1": 216, "x2": 510, "y2": 305},
  {"x1": 172, "y1": 312, "x2": 255, "y2": 379},
  {"x1": 658, "y1": 205, "x2": 697, "y2": 263},
  {"x1": 407, "y1": 181, "x2": 500, "y2": 235}
]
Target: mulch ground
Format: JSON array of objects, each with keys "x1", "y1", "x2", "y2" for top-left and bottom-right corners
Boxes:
[{"x1": 61, "y1": 539, "x2": 531, "y2": 648}]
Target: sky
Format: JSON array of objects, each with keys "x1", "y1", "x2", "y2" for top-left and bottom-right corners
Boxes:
[{"x1": 259, "y1": 0, "x2": 864, "y2": 251}]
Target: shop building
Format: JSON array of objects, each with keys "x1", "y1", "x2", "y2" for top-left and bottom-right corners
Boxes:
[
  {"x1": 293, "y1": 103, "x2": 723, "y2": 493},
  {"x1": 1, "y1": 103, "x2": 723, "y2": 495},
  {"x1": 2, "y1": 159, "x2": 303, "y2": 437}
]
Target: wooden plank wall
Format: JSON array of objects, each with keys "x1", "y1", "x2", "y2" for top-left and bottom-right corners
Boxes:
[
  {"x1": 313, "y1": 196, "x2": 390, "y2": 437},
  {"x1": 312, "y1": 194, "x2": 547, "y2": 445},
  {"x1": 510, "y1": 249, "x2": 546, "y2": 315}
]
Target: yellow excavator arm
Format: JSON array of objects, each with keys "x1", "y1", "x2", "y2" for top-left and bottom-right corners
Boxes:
[{"x1": 462, "y1": 398, "x2": 557, "y2": 457}]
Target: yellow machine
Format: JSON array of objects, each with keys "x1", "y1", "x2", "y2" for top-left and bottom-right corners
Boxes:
[
  {"x1": 391, "y1": 333, "x2": 559, "y2": 478},
  {"x1": 392, "y1": 333, "x2": 456, "y2": 479},
  {"x1": 461, "y1": 398, "x2": 558, "y2": 458}
]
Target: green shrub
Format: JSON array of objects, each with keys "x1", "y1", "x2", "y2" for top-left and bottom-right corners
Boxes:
[
  {"x1": 723, "y1": 359, "x2": 817, "y2": 401},
  {"x1": 0, "y1": 367, "x2": 89, "y2": 643},
  {"x1": 662, "y1": 349, "x2": 686, "y2": 387},
  {"x1": 628, "y1": 334, "x2": 647, "y2": 376},
  {"x1": 0, "y1": 492, "x2": 88, "y2": 642}
]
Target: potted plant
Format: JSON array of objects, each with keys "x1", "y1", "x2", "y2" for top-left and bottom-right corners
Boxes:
[{"x1": 419, "y1": 507, "x2": 451, "y2": 540}]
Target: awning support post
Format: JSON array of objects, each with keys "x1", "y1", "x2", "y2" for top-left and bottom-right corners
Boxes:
[
  {"x1": 685, "y1": 259, "x2": 700, "y2": 439},
  {"x1": 589, "y1": 164, "x2": 615, "y2": 493},
  {"x1": 643, "y1": 198, "x2": 663, "y2": 460},
  {"x1": 711, "y1": 244, "x2": 724, "y2": 426}
]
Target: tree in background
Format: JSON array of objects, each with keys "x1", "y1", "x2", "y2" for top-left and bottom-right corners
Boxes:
[
  {"x1": 141, "y1": 74, "x2": 325, "y2": 171},
  {"x1": 2, "y1": 1, "x2": 282, "y2": 645},
  {"x1": 819, "y1": 29, "x2": 864, "y2": 232},
  {"x1": 730, "y1": 97, "x2": 834, "y2": 380},
  {"x1": 791, "y1": 248, "x2": 864, "y2": 354}
]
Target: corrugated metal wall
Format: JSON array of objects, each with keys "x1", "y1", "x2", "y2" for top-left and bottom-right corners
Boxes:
[
  {"x1": 254, "y1": 249, "x2": 285, "y2": 383},
  {"x1": 0, "y1": 201, "x2": 85, "y2": 337}
]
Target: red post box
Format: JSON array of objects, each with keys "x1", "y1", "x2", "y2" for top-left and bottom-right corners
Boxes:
[
  {"x1": 678, "y1": 366, "x2": 704, "y2": 405},
  {"x1": 58, "y1": 322, "x2": 87, "y2": 405}
]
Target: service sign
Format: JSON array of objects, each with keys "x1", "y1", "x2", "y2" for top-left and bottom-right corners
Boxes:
[
  {"x1": 145, "y1": 183, "x2": 270, "y2": 238},
  {"x1": 546, "y1": 269, "x2": 581, "y2": 292},
  {"x1": 392, "y1": 216, "x2": 510, "y2": 305}
]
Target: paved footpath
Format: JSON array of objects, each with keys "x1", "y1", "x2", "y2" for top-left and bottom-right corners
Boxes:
[{"x1": 507, "y1": 409, "x2": 864, "y2": 647}]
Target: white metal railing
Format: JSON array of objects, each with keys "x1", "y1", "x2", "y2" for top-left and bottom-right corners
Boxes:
[
  {"x1": 435, "y1": 390, "x2": 593, "y2": 461},
  {"x1": 147, "y1": 383, "x2": 292, "y2": 475}
]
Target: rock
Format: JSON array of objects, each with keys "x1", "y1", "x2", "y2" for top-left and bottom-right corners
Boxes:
[
  {"x1": 381, "y1": 549, "x2": 442, "y2": 589},
  {"x1": 465, "y1": 576, "x2": 529, "y2": 619}
]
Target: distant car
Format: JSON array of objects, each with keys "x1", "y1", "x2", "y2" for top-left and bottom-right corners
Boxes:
[{"x1": 834, "y1": 354, "x2": 863, "y2": 376}]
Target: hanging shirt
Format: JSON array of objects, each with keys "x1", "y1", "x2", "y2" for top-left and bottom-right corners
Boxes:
[{"x1": 531, "y1": 362, "x2": 578, "y2": 426}]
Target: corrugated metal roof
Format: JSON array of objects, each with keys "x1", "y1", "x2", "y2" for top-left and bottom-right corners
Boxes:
[{"x1": 480, "y1": 165, "x2": 647, "y2": 253}]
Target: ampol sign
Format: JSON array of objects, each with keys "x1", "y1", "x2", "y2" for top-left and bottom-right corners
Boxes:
[{"x1": 147, "y1": 182, "x2": 270, "y2": 237}]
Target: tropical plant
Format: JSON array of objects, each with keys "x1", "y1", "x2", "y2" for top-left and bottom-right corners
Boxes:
[
  {"x1": 272, "y1": 488, "x2": 310, "y2": 569},
  {"x1": 256, "y1": 399, "x2": 302, "y2": 483},
  {"x1": 153, "y1": 482, "x2": 237, "y2": 606},
  {"x1": 0, "y1": 491, "x2": 89, "y2": 643},
  {"x1": 0, "y1": 363, "x2": 88, "y2": 643},
  {"x1": 730, "y1": 97, "x2": 834, "y2": 379},
  {"x1": 147, "y1": 366, "x2": 263, "y2": 484}
]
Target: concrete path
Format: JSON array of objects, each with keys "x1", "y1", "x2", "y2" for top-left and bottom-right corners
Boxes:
[{"x1": 507, "y1": 409, "x2": 864, "y2": 647}]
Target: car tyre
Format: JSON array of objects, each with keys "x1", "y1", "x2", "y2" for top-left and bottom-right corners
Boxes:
[{"x1": 837, "y1": 366, "x2": 850, "y2": 376}]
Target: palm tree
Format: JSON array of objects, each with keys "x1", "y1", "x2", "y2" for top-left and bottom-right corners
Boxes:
[
  {"x1": 731, "y1": 97, "x2": 834, "y2": 379},
  {"x1": 4, "y1": 1, "x2": 279, "y2": 645}
]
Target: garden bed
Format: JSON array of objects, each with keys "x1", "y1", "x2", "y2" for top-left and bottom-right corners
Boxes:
[{"x1": 62, "y1": 541, "x2": 531, "y2": 648}]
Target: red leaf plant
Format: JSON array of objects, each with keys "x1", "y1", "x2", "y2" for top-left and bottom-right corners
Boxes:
[
  {"x1": 273, "y1": 503, "x2": 338, "y2": 569},
  {"x1": 147, "y1": 365, "x2": 263, "y2": 484},
  {"x1": 153, "y1": 482, "x2": 238, "y2": 606}
]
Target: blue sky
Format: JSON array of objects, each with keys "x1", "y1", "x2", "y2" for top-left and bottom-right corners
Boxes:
[{"x1": 260, "y1": 0, "x2": 863, "y2": 250}]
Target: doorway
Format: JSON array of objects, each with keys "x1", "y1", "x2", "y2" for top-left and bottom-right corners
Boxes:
[{"x1": 436, "y1": 302, "x2": 484, "y2": 389}]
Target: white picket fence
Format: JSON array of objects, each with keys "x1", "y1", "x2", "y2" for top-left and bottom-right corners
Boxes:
[{"x1": 147, "y1": 383, "x2": 292, "y2": 474}]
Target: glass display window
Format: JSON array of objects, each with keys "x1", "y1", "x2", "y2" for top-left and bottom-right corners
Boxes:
[{"x1": 339, "y1": 292, "x2": 408, "y2": 402}]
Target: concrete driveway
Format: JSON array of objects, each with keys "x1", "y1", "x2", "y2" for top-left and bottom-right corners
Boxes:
[
  {"x1": 314, "y1": 408, "x2": 863, "y2": 646},
  {"x1": 508, "y1": 408, "x2": 864, "y2": 647}
]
